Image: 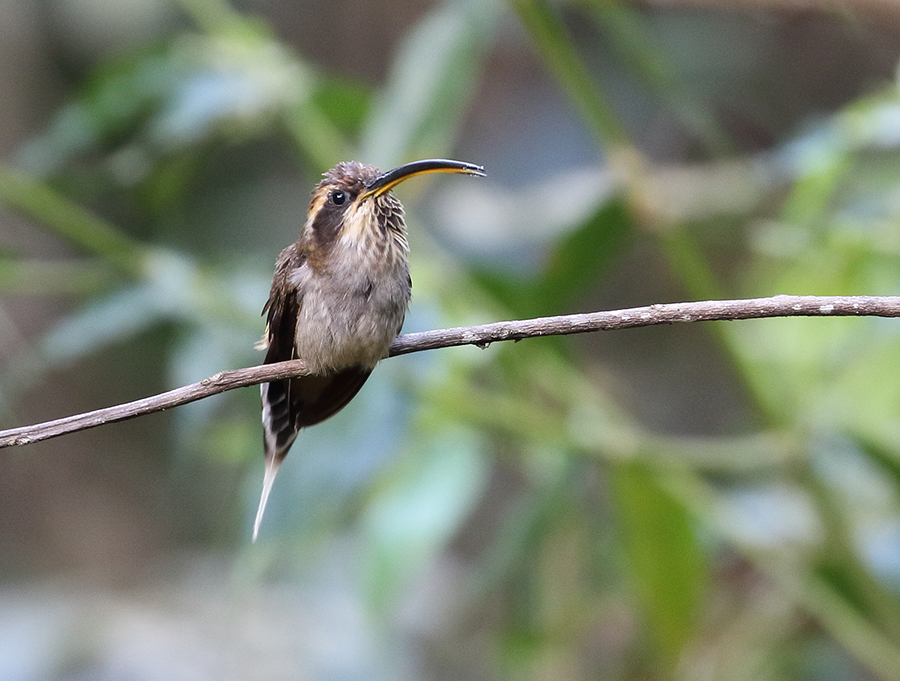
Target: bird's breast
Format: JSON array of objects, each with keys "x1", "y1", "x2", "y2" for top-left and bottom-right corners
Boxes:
[{"x1": 290, "y1": 244, "x2": 410, "y2": 373}]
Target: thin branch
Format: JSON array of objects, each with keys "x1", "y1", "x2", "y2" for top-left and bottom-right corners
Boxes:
[
  {"x1": 2, "y1": 294, "x2": 899, "y2": 448},
  {"x1": 0, "y1": 360, "x2": 311, "y2": 448}
]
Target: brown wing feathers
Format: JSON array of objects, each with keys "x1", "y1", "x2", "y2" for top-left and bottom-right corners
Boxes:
[{"x1": 259, "y1": 247, "x2": 372, "y2": 465}]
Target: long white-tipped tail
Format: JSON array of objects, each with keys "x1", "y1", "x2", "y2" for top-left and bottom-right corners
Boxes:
[{"x1": 252, "y1": 456, "x2": 282, "y2": 541}]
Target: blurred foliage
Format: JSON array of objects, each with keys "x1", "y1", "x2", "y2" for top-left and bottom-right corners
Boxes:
[{"x1": 4, "y1": 0, "x2": 900, "y2": 680}]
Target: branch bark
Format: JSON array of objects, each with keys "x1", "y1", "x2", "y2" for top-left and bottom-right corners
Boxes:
[{"x1": 2, "y1": 294, "x2": 899, "y2": 448}]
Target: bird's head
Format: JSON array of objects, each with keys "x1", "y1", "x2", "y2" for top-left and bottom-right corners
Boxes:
[{"x1": 301, "y1": 159, "x2": 484, "y2": 255}]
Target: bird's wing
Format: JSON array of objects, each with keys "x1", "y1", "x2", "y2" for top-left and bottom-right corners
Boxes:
[
  {"x1": 289, "y1": 368, "x2": 372, "y2": 428},
  {"x1": 261, "y1": 355, "x2": 373, "y2": 461},
  {"x1": 260, "y1": 247, "x2": 305, "y2": 465},
  {"x1": 259, "y1": 247, "x2": 373, "y2": 464}
]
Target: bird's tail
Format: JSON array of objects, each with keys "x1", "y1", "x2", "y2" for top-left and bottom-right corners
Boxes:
[
  {"x1": 255, "y1": 378, "x2": 297, "y2": 541},
  {"x1": 252, "y1": 454, "x2": 282, "y2": 541},
  {"x1": 254, "y1": 369, "x2": 372, "y2": 539}
]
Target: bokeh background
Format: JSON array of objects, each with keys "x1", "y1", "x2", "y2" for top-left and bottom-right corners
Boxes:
[{"x1": 3, "y1": 0, "x2": 900, "y2": 679}]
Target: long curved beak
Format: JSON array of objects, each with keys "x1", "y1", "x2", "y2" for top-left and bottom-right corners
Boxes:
[{"x1": 361, "y1": 159, "x2": 485, "y2": 199}]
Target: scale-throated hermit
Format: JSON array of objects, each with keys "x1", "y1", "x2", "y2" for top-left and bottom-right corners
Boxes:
[{"x1": 254, "y1": 159, "x2": 485, "y2": 539}]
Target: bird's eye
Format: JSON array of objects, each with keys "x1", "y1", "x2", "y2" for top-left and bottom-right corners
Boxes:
[{"x1": 331, "y1": 190, "x2": 346, "y2": 206}]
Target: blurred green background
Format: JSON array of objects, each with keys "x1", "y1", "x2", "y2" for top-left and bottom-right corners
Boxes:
[{"x1": 3, "y1": 0, "x2": 900, "y2": 679}]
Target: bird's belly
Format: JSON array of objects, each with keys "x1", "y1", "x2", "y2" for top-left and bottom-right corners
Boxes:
[{"x1": 293, "y1": 265, "x2": 410, "y2": 373}]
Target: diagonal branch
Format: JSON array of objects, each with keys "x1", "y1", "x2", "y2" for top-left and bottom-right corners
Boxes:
[
  {"x1": 2, "y1": 294, "x2": 899, "y2": 448},
  {"x1": 0, "y1": 359, "x2": 313, "y2": 448}
]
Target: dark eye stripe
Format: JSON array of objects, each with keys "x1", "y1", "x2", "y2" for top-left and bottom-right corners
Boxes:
[{"x1": 312, "y1": 188, "x2": 352, "y2": 246}]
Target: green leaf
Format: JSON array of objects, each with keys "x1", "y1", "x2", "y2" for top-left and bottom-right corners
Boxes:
[
  {"x1": 825, "y1": 335, "x2": 900, "y2": 452},
  {"x1": 609, "y1": 460, "x2": 705, "y2": 670},
  {"x1": 21, "y1": 30, "x2": 323, "y2": 179},
  {"x1": 471, "y1": 193, "x2": 632, "y2": 319},
  {"x1": 535, "y1": 194, "x2": 632, "y2": 312},
  {"x1": 509, "y1": 0, "x2": 628, "y2": 149},
  {"x1": 310, "y1": 77, "x2": 371, "y2": 139}
]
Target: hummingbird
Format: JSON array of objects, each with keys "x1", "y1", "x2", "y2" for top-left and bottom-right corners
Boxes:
[{"x1": 254, "y1": 158, "x2": 485, "y2": 539}]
